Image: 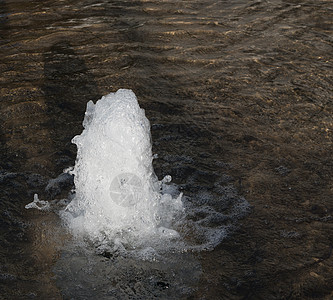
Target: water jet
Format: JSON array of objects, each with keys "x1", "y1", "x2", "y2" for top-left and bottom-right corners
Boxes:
[{"x1": 61, "y1": 89, "x2": 184, "y2": 256}]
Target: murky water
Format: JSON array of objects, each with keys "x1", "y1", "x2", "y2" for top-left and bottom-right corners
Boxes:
[{"x1": 0, "y1": 0, "x2": 332, "y2": 299}]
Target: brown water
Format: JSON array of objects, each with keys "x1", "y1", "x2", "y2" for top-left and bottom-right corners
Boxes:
[{"x1": 0, "y1": 0, "x2": 332, "y2": 299}]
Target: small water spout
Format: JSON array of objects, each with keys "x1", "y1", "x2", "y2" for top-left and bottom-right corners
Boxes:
[{"x1": 61, "y1": 89, "x2": 184, "y2": 254}]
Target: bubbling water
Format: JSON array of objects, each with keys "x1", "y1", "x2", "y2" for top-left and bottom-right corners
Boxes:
[
  {"x1": 59, "y1": 89, "x2": 251, "y2": 258},
  {"x1": 61, "y1": 89, "x2": 184, "y2": 255}
]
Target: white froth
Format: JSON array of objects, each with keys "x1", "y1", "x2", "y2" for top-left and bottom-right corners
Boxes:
[
  {"x1": 61, "y1": 89, "x2": 184, "y2": 251},
  {"x1": 57, "y1": 89, "x2": 251, "y2": 256}
]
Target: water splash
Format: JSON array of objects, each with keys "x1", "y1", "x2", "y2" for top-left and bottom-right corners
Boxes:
[
  {"x1": 25, "y1": 193, "x2": 50, "y2": 211},
  {"x1": 24, "y1": 89, "x2": 251, "y2": 258},
  {"x1": 61, "y1": 89, "x2": 184, "y2": 255}
]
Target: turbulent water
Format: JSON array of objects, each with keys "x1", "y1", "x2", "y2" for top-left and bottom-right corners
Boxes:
[
  {"x1": 0, "y1": 0, "x2": 332, "y2": 299},
  {"x1": 57, "y1": 89, "x2": 249, "y2": 259},
  {"x1": 62, "y1": 89, "x2": 185, "y2": 255}
]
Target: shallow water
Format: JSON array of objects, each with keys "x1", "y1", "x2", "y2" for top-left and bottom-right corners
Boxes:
[{"x1": 0, "y1": 0, "x2": 332, "y2": 299}]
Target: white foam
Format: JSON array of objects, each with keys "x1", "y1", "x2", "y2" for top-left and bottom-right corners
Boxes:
[
  {"x1": 61, "y1": 89, "x2": 184, "y2": 253},
  {"x1": 59, "y1": 89, "x2": 251, "y2": 256}
]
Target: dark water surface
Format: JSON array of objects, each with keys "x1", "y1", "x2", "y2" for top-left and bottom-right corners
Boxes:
[{"x1": 0, "y1": 0, "x2": 332, "y2": 299}]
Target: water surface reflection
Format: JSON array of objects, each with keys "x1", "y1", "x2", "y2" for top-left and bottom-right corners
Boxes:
[{"x1": 0, "y1": 0, "x2": 332, "y2": 299}]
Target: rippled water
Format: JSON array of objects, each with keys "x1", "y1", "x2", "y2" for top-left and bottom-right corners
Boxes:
[{"x1": 0, "y1": 0, "x2": 332, "y2": 299}]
